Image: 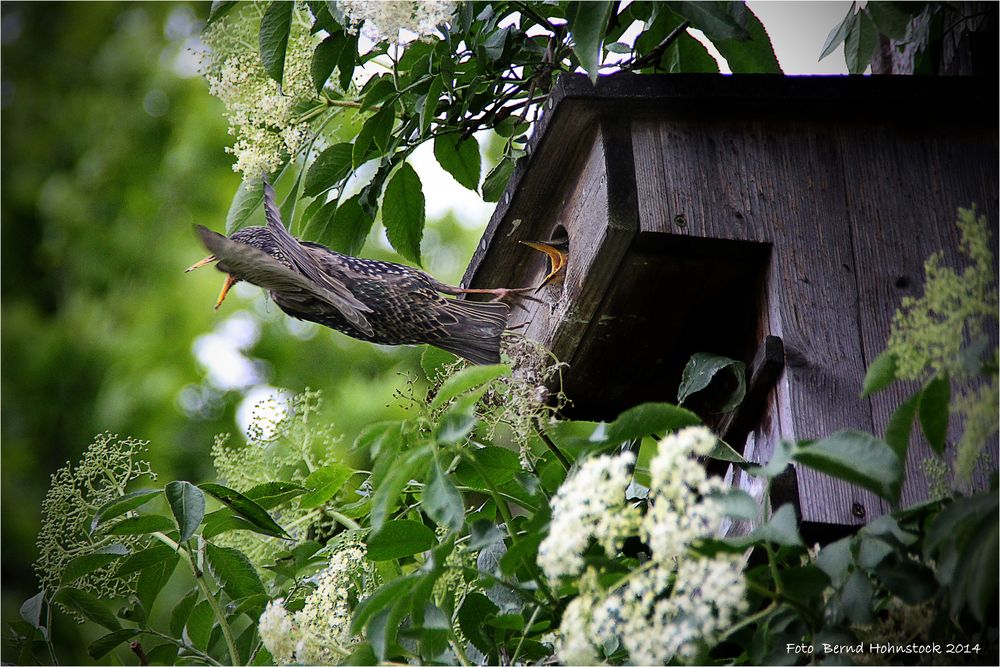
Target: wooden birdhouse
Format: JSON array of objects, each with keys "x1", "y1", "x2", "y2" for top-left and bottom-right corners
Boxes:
[{"x1": 462, "y1": 73, "x2": 998, "y2": 532}]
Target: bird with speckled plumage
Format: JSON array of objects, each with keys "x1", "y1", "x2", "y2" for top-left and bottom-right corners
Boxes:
[{"x1": 186, "y1": 178, "x2": 532, "y2": 364}]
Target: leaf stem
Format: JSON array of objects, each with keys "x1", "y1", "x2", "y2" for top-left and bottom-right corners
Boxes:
[{"x1": 151, "y1": 532, "x2": 241, "y2": 665}]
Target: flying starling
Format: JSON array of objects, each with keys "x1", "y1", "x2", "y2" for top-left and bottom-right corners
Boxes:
[{"x1": 186, "y1": 178, "x2": 532, "y2": 365}]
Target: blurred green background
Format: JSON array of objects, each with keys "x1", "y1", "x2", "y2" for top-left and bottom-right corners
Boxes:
[{"x1": 1, "y1": 3, "x2": 489, "y2": 660}]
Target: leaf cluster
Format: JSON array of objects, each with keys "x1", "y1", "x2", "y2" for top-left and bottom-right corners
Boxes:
[{"x1": 208, "y1": 0, "x2": 780, "y2": 265}]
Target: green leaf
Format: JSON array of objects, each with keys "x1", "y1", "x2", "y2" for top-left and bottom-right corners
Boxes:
[
  {"x1": 566, "y1": 1, "x2": 613, "y2": 82},
  {"x1": 865, "y1": 2, "x2": 911, "y2": 41},
  {"x1": 749, "y1": 503, "x2": 802, "y2": 547},
  {"x1": 884, "y1": 391, "x2": 919, "y2": 462},
  {"x1": 423, "y1": 459, "x2": 464, "y2": 532},
  {"x1": 106, "y1": 514, "x2": 175, "y2": 535},
  {"x1": 136, "y1": 553, "x2": 179, "y2": 613},
  {"x1": 434, "y1": 399, "x2": 477, "y2": 445},
  {"x1": 844, "y1": 8, "x2": 878, "y2": 74},
  {"x1": 819, "y1": 4, "x2": 858, "y2": 60},
  {"x1": 61, "y1": 544, "x2": 129, "y2": 584},
  {"x1": 459, "y1": 592, "x2": 499, "y2": 654},
  {"x1": 816, "y1": 537, "x2": 853, "y2": 587},
  {"x1": 199, "y1": 482, "x2": 290, "y2": 538},
  {"x1": 202, "y1": 511, "x2": 257, "y2": 540},
  {"x1": 606, "y1": 41, "x2": 632, "y2": 54},
  {"x1": 662, "y1": 33, "x2": 719, "y2": 73},
  {"x1": 326, "y1": 195, "x2": 375, "y2": 255},
  {"x1": 207, "y1": 1, "x2": 239, "y2": 27},
  {"x1": 862, "y1": 350, "x2": 898, "y2": 397},
  {"x1": 311, "y1": 32, "x2": 346, "y2": 92},
  {"x1": 361, "y1": 75, "x2": 396, "y2": 112},
  {"x1": 371, "y1": 447, "x2": 432, "y2": 530},
  {"x1": 19, "y1": 592, "x2": 44, "y2": 630},
  {"x1": 118, "y1": 544, "x2": 177, "y2": 576},
  {"x1": 90, "y1": 489, "x2": 161, "y2": 533},
  {"x1": 53, "y1": 587, "x2": 121, "y2": 631},
  {"x1": 481, "y1": 158, "x2": 514, "y2": 202},
  {"x1": 304, "y1": 143, "x2": 353, "y2": 197},
  {"x1": 299, "y1": 463, "x2": 356, "y2": 509},
  {"x1": 185, "y1": 600, "x2": 215, "y2": 650},
  {"x1": 664, "y1": 1, "x2": 750, "y2": 40},
  {"x1": 841, "y1": 568, "x2": 874, "y2": 624},
  {"x1": 748, "y1": 439, "x2": 795, "y2": 479},
  {"x1": 205, "y1": 542, "x2": 266, "y2": 599},
  {"x1": 433, "y1": 134, "x2": 481, "y2": 191},
  {"x1": 259, "y1": 0, "x2": 294, "y2": 84},
  {"x1": 499, "y1": 532, "x2": 543, "y2": 576},
  {"x1": 454, "y1": 446, "x2": 522, "y2": 489},
  {"x1": 382, "y1": 162, "x2": 425, "y2": 264},
  {"x1": 338, "y1": 32, "x2": 359, "y2": 90},
  {"x1": 421, "y1": 346, "x2": 457, "y2": 380},
  {"x1": 677, "y1": 352, "x2": 746, "y2": 411},
  {"x1": 420, "y1": 75, "x2": 444, "y2": 133},
  {"x1": 711, "y1": 489, "x2": 759, "y2": 521},
  {"x1": 430, "y1": 364, "x2": 510, "y2": 409},
  {"x1": 88, "y1": 629, "x2": 140, "y2": 660},
  {"x1": 468, "y1": 519, "x2": 503, "y2": 550},
  {"x1": 367, "y1": 519, "x2": 437, "y2": 561},
  {"x1": 605, "y1": 402, "x2": 701, "y2": 444},
  {"x1": 917, "y1": 375, "x2": 950, "y2": 456},
  {"x1": 351, "y1": 575, "x2": 415, "y2": 634},
  {"x1": 165, "y1": 481, "x2": 205, "y2": 543},
  {"x1": 353, "y1": 103, "x2": 396, "y2": 167},
  {"x1": 794, "y1": 431, "x2": 902, "y2": 503},
  {"x1": 713, "y1": 7, "x2": 781, "y2": 73},
  {"x1": 169, "y1": 589, "x2": 199, "y2": 637},
  {"x1": 244, "y1": 481, "x2": 306, "y2": 509},
  {"x1": 225, "y1": 180, "x2": 264, "y2": 235},
  {"x1": 707, "y1": 438, "x2": 747, "y2": 463}
]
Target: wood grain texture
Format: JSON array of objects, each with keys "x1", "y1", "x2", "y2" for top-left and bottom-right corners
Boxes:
[
  {"x1": 632, "y1": 117, "x2": 890, "y2": 523},
  {"x1": 839, "y1": 122, "x2": 999, "y2": 505},
  {"x1": 464, "y1": 73, "x2": 998, "y2": 526}
]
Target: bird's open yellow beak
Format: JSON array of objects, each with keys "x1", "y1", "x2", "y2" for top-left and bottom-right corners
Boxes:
[
  {"x1": 214, "y1": 274, "x2": 236, "y2": 310},
  {"x1": 520, "y1": 240, "x2": 568, "y2": 288},
  {"x1": 185, "y1": 254, "x2": 234, "y2": 310},
  {"x1": 185, "y1": 254, "x2": 217, "y2": 272}
]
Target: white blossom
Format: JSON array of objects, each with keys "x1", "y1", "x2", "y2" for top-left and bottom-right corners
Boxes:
[
  {"x1": 257, "y1": 543, "x2": 378, "y2": 665},
  {"x1": 258, "y1": 599, "x2": 296, "y2": 664},
  {"x1": 201, "y1": 5, "x2": 321, "y2": 183},
  {"x1": 644, "y1": 426, "x2": 728, "y2": 561},
  {"x1": 537, "y1": 452, "x2": 640, "y2": 580},
  {"x1": 543, "y1": 427, "x2": 748, "y2": 665},
  {"x1": 338, "y1": 0, "x2": 456, "y2": 43}
]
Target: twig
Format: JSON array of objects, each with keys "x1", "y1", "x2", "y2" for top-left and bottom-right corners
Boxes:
[{"x1": 624, "y1": 20, "x2": 691, "y2": 70}]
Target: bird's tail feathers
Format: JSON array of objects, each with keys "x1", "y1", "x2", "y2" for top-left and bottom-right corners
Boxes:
[{"x1": 435, "y1": 299, "x2": 510, "y2": 365}]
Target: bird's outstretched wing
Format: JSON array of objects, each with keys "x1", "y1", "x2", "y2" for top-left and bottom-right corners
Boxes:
[
  {"x1": 195, "y1": 226, "x2": 374, "y2": 336},
  {"x1": 261, "y1": 178, "x2": 373, "y2": 317}
]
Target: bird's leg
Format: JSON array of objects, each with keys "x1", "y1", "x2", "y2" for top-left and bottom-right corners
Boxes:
[
  {"x1": 432, "y1": 279, "x2": 540, "y2": 303},
  {"x1": 454, "y1": 286, "x2": 540, "y2": 303}
]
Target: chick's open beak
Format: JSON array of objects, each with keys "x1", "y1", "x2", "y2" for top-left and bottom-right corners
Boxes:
[
  {"x1": 520, "y1": 240, "x2": 568, "y2": 288},
  {"x1": 214, "y1": 274, "x2": 236, "y2": 310},
  {"x1": 185, "y1": 254, "x2": 217, "y2": 273}
]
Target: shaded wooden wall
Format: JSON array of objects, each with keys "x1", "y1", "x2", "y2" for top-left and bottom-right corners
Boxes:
[{"x1": 463, "y1": 73, "x2": 998, "y2": 527}]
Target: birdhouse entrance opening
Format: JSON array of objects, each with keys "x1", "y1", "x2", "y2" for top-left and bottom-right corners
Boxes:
[{"x1": 561, "y1": 233, "x2": 772, "y2": 426}]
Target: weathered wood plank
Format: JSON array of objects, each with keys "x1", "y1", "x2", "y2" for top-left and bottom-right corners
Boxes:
[
  {"x1": 632, "y1": 117, "x2": 888, "y2": 524},
  {"x1": 840, "y1": 123, "x2": 999, "y2": 504}
]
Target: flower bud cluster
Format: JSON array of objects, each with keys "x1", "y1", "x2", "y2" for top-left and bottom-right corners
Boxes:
[{"x1": 339, "y1": 0, "x2": 457, "y2": 44}]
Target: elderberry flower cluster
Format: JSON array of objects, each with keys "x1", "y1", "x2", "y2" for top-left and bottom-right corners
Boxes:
[
  {"x1": 541, "y1": 426, "x2": 747, "y2": 665},
  {"x1": 339, "y1": 0, "x2": 457, "y2": 44},
  {"x1": 536, "y1": 451, "x2": 641, "y2": 580},
  {"x1": 35, "y1": 433, "x2": 156, "y2": 619},
  {"x1": 258, "y1": 541, "x2": 379, "y2": 664},
  {"x1": 201, "y1": 3, "x2": 320, "y2": 183},
  {"x1": 887, "y1": 207, "x2": 998, "y2": 485},
  {"x1": 213, "y1": 390, "x2": 343, "y2": 567}
]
